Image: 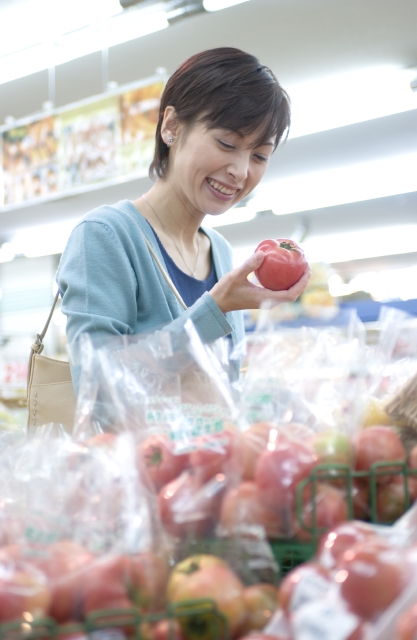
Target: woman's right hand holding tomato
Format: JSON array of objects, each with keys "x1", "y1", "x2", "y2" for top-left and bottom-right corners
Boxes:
[{"x1": 210, "y1": 251, "x2": 311, "y2": 314}]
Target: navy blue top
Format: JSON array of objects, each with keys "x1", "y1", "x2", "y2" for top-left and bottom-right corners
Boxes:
[{"x1": 149, "y1": 225, "x2": 218, "y2": 308}]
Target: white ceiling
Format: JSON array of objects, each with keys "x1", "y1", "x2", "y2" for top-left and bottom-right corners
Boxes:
[{"x1": 0, "y1": 0, "x2": 416, "y2": 278}]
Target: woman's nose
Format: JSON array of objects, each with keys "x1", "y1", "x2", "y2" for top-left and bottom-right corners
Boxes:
[{"x1": 227, "y1": 153, "x2": 250, "y2": 183}]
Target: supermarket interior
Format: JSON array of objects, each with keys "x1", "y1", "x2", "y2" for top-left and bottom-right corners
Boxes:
[{"x1": 0, "y1": 0, "x2": 417, "y2": 638}]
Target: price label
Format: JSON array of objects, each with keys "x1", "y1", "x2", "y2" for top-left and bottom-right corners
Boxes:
[{"x1": 292, "y1": 589, "x2": 361, "y2": 640}]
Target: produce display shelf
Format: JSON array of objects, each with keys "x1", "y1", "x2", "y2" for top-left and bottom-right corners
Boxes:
[
  {"x1": 269, "y1": 461, "x2": 417, "y2": 575},
  {"x1": 1, "y1": 462, "x2": 414, "y2": 638}
]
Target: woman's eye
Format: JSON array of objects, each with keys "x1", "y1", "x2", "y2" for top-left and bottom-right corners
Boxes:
[
  {"x1": 255, "y1": 154, "x2": 268, "y2": 163},
  {"x1": 219, "y1": 140, "x2": 234, "y2": 149}
]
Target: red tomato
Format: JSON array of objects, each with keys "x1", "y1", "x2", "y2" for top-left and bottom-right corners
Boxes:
[
  {"x1": 168, "y1": 562, "x2": 246, "y2": 639},
  {"x1": 354, "y1": 426, "x2": 406, "y2": 484},
  {"x1": 295, "y1": 482, "x2": 349, "y2": 542},
  {"x1": 152, "y1": 618, "x2": 185, "y2": 640},
  {"x1": 81, "y1": 555, "x2": 134, "y2": 616},
  {"x1": 239, "y1": 583, "x2": 279, "y2": 634},
  {"x1": 317, "y1": 521, "x2": 380, "y2": 569},
  {"x1": 336, "y1": 541, "x2": 407, "y2": 619},
  {"x1": 241, "y1": 422, "x2": 274, "y2": 481},
  {"x1": 376, "y1": 476, "x2": 417, "y2": 523},
  {"x1": 396, "y1": 603, "x2": 417, "y2": 640},
  {"x1": 158, "y1": 470, "x2": 224, "y2": 538},
  {"x1": 254, "y1": 238, "x2": 307, "y2": 291},
  {"x1": 189, "y1": 429, "x2": 240, "y2": 483},
  {"x1": 408, "y1": 444, "x2": 417, "y2": 470},
  {"x1": 83, "y1": 432, "x2": 117, "y2": 448},
  {"x1": 278, "y1": 562, "x2": 330, "y2": 617},
  {"x1": 219, "y1": 481, "x2": 292, "y2": 539},
  {"x1": 36, "y1": 540, "x2": 93, "y2": 623},
  {"x1": 138, "y1": 434, "x2": 189, "y2": 492},
  {"x1": 351, "y1": 478, "x2": 371, "y2": 520},
  {"x1": 127, "y1": 551, "x2": 170, "y2": 614},
  {"x1": 0, "y1": 568, "x2": 51, "y2": 623},
  {"x1": 255, "y1": 435, "x2": 317, "y2": 511}
]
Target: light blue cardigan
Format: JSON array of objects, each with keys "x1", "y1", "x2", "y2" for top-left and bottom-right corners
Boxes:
[{"x1": 56, "y1": 200, "x2": 245, "y2": 391}]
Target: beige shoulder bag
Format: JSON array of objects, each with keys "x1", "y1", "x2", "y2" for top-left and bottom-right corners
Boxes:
[
  {"x1": 27, "y1": 230, "x2": 187, "y2": 433},
  {"x1": 27, "y1": 291, "x2": 76, "y2": 432}
]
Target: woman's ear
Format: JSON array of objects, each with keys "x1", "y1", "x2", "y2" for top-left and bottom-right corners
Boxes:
[{"x1": 161, "y1": 106, "x2": 179, "y2": 146}]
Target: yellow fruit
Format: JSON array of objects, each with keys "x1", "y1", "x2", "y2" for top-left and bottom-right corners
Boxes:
[{"x1": 361, "y1": 397, "x2": 392, "y2": 428}]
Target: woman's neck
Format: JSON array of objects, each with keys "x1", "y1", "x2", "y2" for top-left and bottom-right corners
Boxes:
[{"x1": 134, "y1": 179, "x2": 204, "y2": 244}]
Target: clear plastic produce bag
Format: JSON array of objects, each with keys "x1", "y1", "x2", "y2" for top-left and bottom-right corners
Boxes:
[
  {"x1": 0, "y1": 425, "x2": 169, "y2": 625},
  {"x1": 273, "y1": 501, "x2": 417, "y2": 640},
  {"x1": 71, "y1": 320, "x2": 280, "y2": 589}
]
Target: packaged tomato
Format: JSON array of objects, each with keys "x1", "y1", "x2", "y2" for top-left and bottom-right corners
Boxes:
[
  {"x1": 0, "y1": 426, "x2": 171, "y2": 625},
  {"x1": 71, "y1": 321, "x2": 280, "y2": 588},
  {"x1": 272, "y1": 504, "x2": 417, "y2": 640}
]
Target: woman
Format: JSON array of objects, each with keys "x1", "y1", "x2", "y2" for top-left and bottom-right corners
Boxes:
[{"x1": 57, "y1": 47, "x2": 310, "y2": 391}]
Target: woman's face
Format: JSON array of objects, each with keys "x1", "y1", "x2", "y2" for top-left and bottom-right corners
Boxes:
[{"x1": 166, "y1": 120, "x2": 274, "y2": 218}]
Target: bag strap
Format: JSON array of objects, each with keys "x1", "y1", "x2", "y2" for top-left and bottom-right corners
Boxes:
[
  {"x1": 139, "y1": 229, "x2": 188, "y2": 310},
  {"x1": 27, "y1": 220, "x2": 187, "y2": 397},
  {"x1": 27, "y1": 289, "x2": 60, "y2": 399},
  {"x1": 30, "y1": 290, "x2": 60, "y2": 356}
]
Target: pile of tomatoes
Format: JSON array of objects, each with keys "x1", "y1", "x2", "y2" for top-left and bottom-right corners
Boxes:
[
  {"x1": 136, "y1": 422, "x2": 417, "y2": 545},
  {"x1": 276, "y1": 519, "x2": 417, "y2": 640},
  {"x1": 1, "y1": 418, "x2": 417, "y2": 639}
]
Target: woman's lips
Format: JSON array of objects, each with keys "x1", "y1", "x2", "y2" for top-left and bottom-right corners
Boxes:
[{"x1": 206, "y1": 178, "x2": 237, "y2": 201}]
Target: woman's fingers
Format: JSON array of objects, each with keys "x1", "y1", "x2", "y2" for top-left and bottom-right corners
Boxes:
[
  {"x1": 237, "y1": 251, "x2": 265, "y2": 280},
  {"x1": 210, "y1": 259, "x2": 311, "y2": 314}
]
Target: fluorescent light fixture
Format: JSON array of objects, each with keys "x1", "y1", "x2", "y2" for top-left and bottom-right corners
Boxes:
[
  {"x1": 12, "y1": 220, "x2": 80, "y2": 258},
  {"x1": 329, "y1": 267, "x2": 417, "y2": 302},
  {"x1": 0, "y1": 3, "x2": 168, "y2": 85},
  {"x1": 0, "y1": 0, "x2": 123, "y2": 58},
  {"x1": 301, "y1": 224, "x2": 417, "y2": 264},
  {"x1": 0, "y1": 243, "x2": 15, "y2": 263},
  {"x1": 287, "y1": 66, "x2": 417, "y2": 139},
  {"x1": 203, "y1": 0, "x2": 249, "y2": 11},
  {"x1": 203, "y1": 205, "x2": 256, "y2": 228},
  {"x1": 250, "y1": 152, "x2": 417, "y2": 216}
]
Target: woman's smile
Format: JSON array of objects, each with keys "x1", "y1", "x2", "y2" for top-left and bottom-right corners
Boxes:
[{"x1": 206, "y1": 177, "x2": 238, "y2": 200}]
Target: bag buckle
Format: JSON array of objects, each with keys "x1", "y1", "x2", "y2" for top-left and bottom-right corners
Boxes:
[{"x1": 31, "y1": 334, "x2": 44, "y2": 355}]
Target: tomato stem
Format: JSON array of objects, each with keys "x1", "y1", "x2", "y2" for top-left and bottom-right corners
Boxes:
[{"x1": 278, "y1": 241, "x2": 298, "y2": 251}]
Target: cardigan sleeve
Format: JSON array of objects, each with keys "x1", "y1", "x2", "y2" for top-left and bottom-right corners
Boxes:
[{"x1": 57, "y1": 217, "x2": 234, "y2": 393}]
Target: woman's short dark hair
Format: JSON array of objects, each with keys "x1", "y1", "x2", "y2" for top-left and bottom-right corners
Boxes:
[{"x1": 149, "y1": 47, "x2": 291, "y2": 180}]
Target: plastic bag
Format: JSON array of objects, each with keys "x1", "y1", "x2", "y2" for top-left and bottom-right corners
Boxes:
[
  {"x1": 70, "y1": 320, "x2": 281, "y2": 618},
  {"x1": 0, "y1": 425, "x2": 169, "y2": 625}
]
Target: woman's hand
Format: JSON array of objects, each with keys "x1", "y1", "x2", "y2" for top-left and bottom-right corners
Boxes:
[{"x1": 210, "y1": 251, "x2": 311, "y2": 314}]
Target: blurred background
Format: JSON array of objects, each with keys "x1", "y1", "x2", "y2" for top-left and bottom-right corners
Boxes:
[{"x1": 0, "y1": 0, "x2": 416, "y2": 413}]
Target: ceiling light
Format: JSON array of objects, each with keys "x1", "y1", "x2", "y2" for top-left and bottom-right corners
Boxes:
[
  {"x1": 287, "y1": 66, "x2": 417, "y2": 139},
  {"x1": 203, "y1": 0, "x2": 249, "y2": 10},
  {"x1": 249, "y1": 152, "x2": 417, "y2": 216},
  {"x1": 167, "y1": 0, "x2": 206, "y2": 23},
  {"x1": 0, "y1": 243, "x2": 15, "y2": 264},
  {"x1": 12, "y1": 220, "x2": 80, "y2": 258},
  {"x1": 301, "y1": 225, "x2": 417, "y2": 264},
  {"x1": 0, "y1": 4, "x2": 168, "y2": 85}
]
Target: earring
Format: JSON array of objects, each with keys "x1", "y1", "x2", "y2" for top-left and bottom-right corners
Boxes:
[{"x1": 167, "y1": 136, "x2": 174, "y2": 145}]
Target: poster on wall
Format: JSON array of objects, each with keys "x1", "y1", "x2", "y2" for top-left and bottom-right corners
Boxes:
[
  {"x1": 56, "y1": 97, "x2": 120, "y2": 191},
  {"x1": 118, "y1": 80, "x2": 164, "y2": 176},
  {"x1": 1, "y1": 117, "x2": 59, "y2": 206},
  {"x1": 0, "y1": 76, "x2": 165, "y2": 208}
]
